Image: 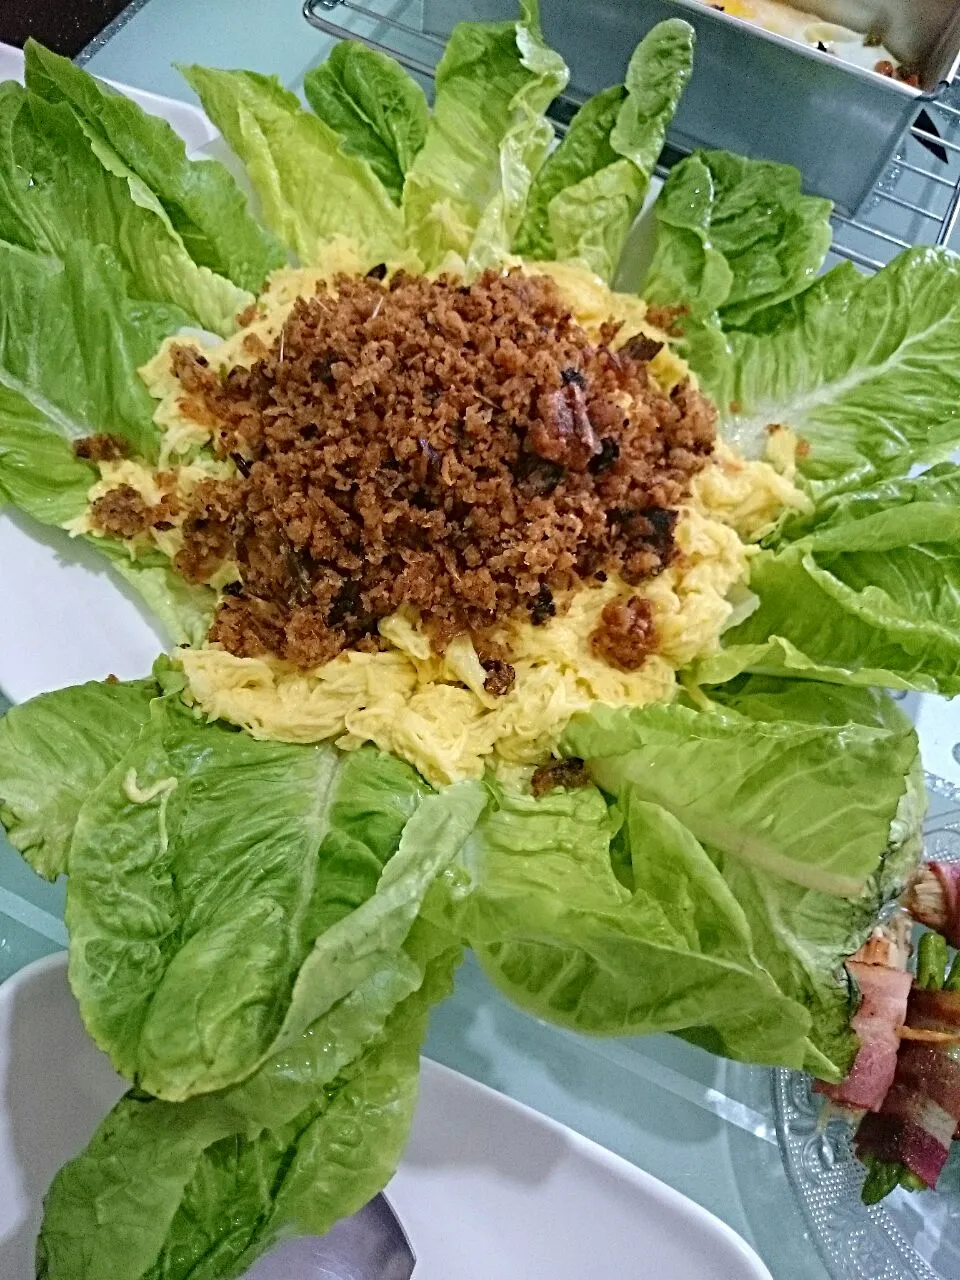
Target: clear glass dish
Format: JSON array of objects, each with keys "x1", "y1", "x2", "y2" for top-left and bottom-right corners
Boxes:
[{"x1": 774, "y1": 774, "x2": 960, "y2": 1280}]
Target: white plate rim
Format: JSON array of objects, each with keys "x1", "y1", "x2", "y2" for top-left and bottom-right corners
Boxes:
[{"x1": 0, "y1": 952, "x2": 773, "y2": 1280}]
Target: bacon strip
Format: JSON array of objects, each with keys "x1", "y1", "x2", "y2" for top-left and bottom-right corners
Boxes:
[
  {"x1": 815, "y1": 921, "x2": 912, "y2": 1113},
  {"x1": 817, "y1": 962, "x2": 913, "y2": 1110},
  {"x1": 908, "y1": 986, "x2": 960, "y2": 1033},
  {"x1": 857, "y1": 1110, "x2": 952, "y2": 1189},
  {"x1": 906, "y1": 863, "x2": 960, "y2": 949},
  {"x1": 855, "y1": 987, "x2": 960, "y2": 1189}
]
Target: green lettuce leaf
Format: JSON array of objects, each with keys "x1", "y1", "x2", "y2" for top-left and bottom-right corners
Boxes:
[
  {"x1": 0, "y1": 82, "x2": 248, "y2": 335},
  {"x1": 702, "y1": 674, "x2": 925, "y2": 893},
  {"x1": 180, "y1": 65, "x2": 407, "y2": 267},
  {"x1": 303, "y1": 42, "x2": 428, "y2": 204},
  {"x1": 682, "y1": 675, "x2": 924, "y2": 1072},
  {"x1": 0, "y1": 239, "x2": 182, "y2": 501},
  {"x1": 513, "y1": 19, "x2": 694, "y2": 281},
  {"x1": 696, "y1": 250, "x2": 960, "y2": 496},
  {"x1": 484, "y1": 687, "x2": 920, "y2": 1076},
  {"x1": 429, "y1": 778, "x2": 838, "y2": 1074},
  {"x1": 402, "y1": 0, "x2": 568, "y2": 270},
  {"x1": 0, "y1": 679, "x2": 154, "y2": 881},
  {"x1": 0, "y1": 238, "x2": 214, "y2": 644},
  {"x1": 685, "y1": 854, "x2": 877, "y2": 1076},
  {"x1": 0, "y1": 391, "x2": 94, "y2": 529},
  {"x1": 22, "y1": 39, "x2": 286, "y2": 293},
  {"x1": 561, "y1": 700, "x2": 918, "y2": 898},
  {"x1": 58, "y1": 684, "x2": 484, "y2": 1098},
  {"x1": 95, "y1": 539, "x2": 216, "y2": 647},
  {"x1": 38, "y1": 920, "x2": 459, "y2": 1280},
  {"x1": 702, "y1": 670, "x2": 916, "y2": 731},
  {"x1": 643, "y1": 150, "x2": 832, "y2": 327},
  {"x1": 697, "y1": 463, "x2": 960, "y2": 694}
]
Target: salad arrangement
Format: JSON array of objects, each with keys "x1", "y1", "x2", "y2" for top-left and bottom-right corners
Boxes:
[{"x1": 0, "y1": 4, "x2": 959, "y2": 1274}]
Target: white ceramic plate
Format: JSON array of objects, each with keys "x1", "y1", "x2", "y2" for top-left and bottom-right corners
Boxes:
[{"x1": 0, "y1": 953, "x2": 771, "y2": 1280}]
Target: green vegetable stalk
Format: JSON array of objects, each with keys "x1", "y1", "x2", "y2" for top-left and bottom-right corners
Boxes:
[{"x1": 917, "y1": 931, "x2": 948, "y2": 991}]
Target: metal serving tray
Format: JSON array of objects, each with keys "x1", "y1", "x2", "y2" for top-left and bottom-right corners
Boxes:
[{"x1": 420, "y1": 0, "x2": 960, "y2": 214}]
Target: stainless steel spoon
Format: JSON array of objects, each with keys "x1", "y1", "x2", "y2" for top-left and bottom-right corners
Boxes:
[{"x1": 243, "y1": 1194, "x2": 416, "y2": 1280}]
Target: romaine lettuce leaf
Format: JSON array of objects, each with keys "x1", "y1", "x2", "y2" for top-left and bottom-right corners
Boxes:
[
  {"x1": 65, "y1": 696, "x2": 341, "y2": 1092},
  {"x1": 303, "y1": 42, "x2": 428, "y2": 204},
  {"x1": 428, "y1": 778, "x2": 839, "y2": 1074},
  {"x1": 561, "y1": 700, "x2": 918, "y2": 898},
  {"x1": 0, "y1": 391, "x2": 94, "y2": 529},
  {"x1": 701, "y1": 670, "x2": 914, "y2": 731},
  {"x1": 0, "y1": 239, "x2": 182, "y2": 490},
  {"x1": 0, "y1": 238, "x2": 214, "y2": 644},
  {"x1": 402, "y1": 0, "x2": 568, "y2": 269},
  {"x1": 0, "y1": 82, "x2": 248, "y2": 335},
  {"x1": 701, "y1": 674, "x2": 926, "y2": 895},
  {"x1": 643, "y1": 150, "x2": 832, "y2": 327},
  {"x1": 695, "y1": 250, "x2": 960, "y2": 497},
  {"x1": 57, "y1": 684, "x2": 483, "y2": 1099},
  {"x1": 440, "y1": 686, "x2": 919, "y2": 1077},
  {"x1": 95, "y1": 538, "x2": 216, "y2": 648},
  {"x1": 513, "y1": 19, "x2": 694, "y2": 282},
  {"x1": 22, "y1": 39, "x2": 286, "y2": 293},
  {"x1": 0, "y1": 679, "x2": 154, "y2": 881},
  {"x1": 180, "y1": 65, "x2": 407, "y2": 266},
  {"x1": 681, "y1": 675, "x2": 924, "y2": 1073},
  {"x1": 697, "y1": 464, "x2": 960, "y2": 693},
  {"x1": 38, "y1": 920, "x2": 459, "y2": 1280}
]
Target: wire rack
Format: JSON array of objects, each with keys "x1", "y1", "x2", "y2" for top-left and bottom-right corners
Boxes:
[{"x1": 303, "y1": 0, "x2": 960, "y2": 274}]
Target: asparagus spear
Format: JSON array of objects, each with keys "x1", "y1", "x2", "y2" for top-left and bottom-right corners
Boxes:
[
  {"x1": 916, "y1": 931, "x2": 948, "y2": 991},
  {"x1": 862, "y1": 1156, "x2": 903, "y2": 1204}
]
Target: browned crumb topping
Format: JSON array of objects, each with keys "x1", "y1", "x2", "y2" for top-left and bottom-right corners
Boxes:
[
  {"x1": 643, "y1": 304, "x2": 689, "y2": 338},
  {"x1": 90, "y1": 484, "x2": 155, "y2": 538},
  {"x1": 530, "y1": 757, "x2": 591, "y2": 797},
  {"x1": 482, "y1": 658, "x2": 516, "y2": 698},
  {"x1": 236, "y1": 301, "x2": 260, "y2": 328},
  {"x1": 90, "y1": 483, "x2": 180, "y2": 541},
  {"x1": 618, "y1": 332, "x2": 664, "y2": 363},
  {"x1": 74, "y1": 433, "x2": 129, "y2": 463},
  {"x1": 590, "y1": 595, "x2": 657, "y2": 671},
  {"x1": 91, "y1": 269, "x2": 715, "y2": 669}
]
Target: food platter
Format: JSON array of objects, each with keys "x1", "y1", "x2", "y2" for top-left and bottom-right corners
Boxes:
[
  {"x1": 4, "y1": 11, "x2": 960, "y2": 1280},
  {"x1": 772, "y1": 773, "x2": 960, "y2": 1280}
]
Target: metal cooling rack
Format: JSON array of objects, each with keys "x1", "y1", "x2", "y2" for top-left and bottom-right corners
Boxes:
[{"x1": 303, "y1": 0, "x2": 960, "y2": 273}]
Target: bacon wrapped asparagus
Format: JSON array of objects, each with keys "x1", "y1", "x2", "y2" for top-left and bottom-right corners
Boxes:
[
  {"x1": 856, "y1": 933, "x2": 960, "y2": 1202},
  {"x1": 815, "y1": 917, "x2": 913, "y2": 1119}
]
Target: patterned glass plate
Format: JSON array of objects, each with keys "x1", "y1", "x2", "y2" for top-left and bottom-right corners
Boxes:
[{"x1": 774, "y1": 773, "x2": 960, "y2": 1280}]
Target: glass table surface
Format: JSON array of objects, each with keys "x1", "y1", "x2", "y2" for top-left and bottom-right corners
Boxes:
[{"x1": 3, "y1": 4, "x2": 960, "y2": 1277}]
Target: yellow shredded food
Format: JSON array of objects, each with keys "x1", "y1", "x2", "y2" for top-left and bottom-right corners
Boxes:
[
  {"x1": 70, "y1": 257, "x2": 811, "y2": 786},
  {"x1": 177, "y1": 440, "x2": 804, "y2": 786}
]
